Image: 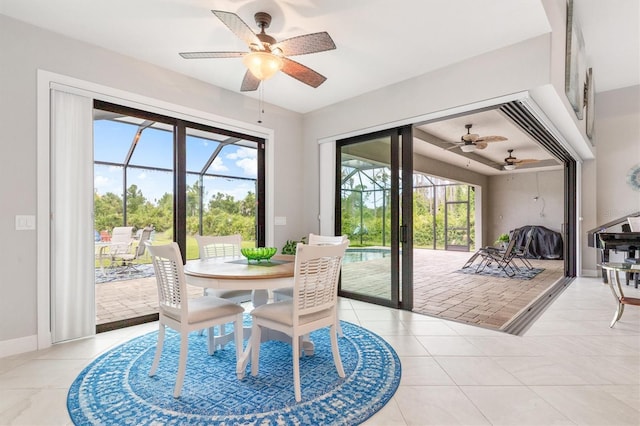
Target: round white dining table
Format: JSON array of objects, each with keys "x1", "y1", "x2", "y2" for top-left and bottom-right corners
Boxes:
[
  {"x1": 183, "y1": 254, "x2": 295, "y2": 306},
  {"x1": 183, "y1": 254, "x2": 305, "y2": 376}
]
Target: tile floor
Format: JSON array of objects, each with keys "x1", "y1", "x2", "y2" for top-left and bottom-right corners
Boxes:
[{"x1": 1, "y1": 275, "x2": 639, "y2": 425}]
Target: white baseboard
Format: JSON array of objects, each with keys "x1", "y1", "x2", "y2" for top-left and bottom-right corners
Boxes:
[
  {"x1": 0, "y1": 335, "x2": 38, "y2": 358},
  {"x1": 581, "y1": 269, "x2": 599, "y2": 277}
]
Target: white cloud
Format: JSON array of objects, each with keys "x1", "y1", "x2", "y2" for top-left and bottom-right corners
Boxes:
[
  {"x1": 226, "y1": 147, "x2": 256, "y2": 160},
  {"x1": 237, "y1": 157, "x2": 257, "y2": 176},
  {"x1": 210, "y1": 157, "x2": 229, "y2": 172}
]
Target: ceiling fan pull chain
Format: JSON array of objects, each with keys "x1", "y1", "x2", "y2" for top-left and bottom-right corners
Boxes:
[{"x1": 257, "y1": 84, "x2": 265, "y2": 123}]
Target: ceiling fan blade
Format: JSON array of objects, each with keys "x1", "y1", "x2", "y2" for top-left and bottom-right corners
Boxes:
[
  {"x1": 476, "y1": 135, "x2": 507, "y2": 142},
  {"x1": 271, "y1": 32, "x2": 336, "y2": 56},
  {"x1": 179, "y1": 51, "x2": 245, "y2": 59},
  {"x1": 462, "y1": 133, "x2": 480, "y2": 142},
  {"x1": 281, "y1": 57, "x2": 327, "y2": 88},
  {"x1": 517, "y1": 158, "x2": 540, "y2": 164},
  {"x1": 240, "y1": 70, "x2": 261, "y2": 92},
  {"x1": 212, "y1": 10, "x2": 264, "y2": 50},
  {"x1": 475, "y1": 142, "x2": 488, "y2": 150}
]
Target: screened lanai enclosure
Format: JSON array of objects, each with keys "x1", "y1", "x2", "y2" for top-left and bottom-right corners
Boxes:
[
  {"x1": 340, "y1": 155, "x2": 475, "y2": 252},
  {"x1": 92, "y1": 101, "x2": 264, "y2": 330},
  {"x1": 93, "y1": 102, "x2": 262, "y2": 262}
]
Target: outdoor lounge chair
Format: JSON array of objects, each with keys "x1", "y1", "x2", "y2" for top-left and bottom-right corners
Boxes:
[
  {"x1": 462, "y1": 229, "x2": 521, "y2": 277},
  {"x1": 513, "y1": 228, "x2": 534, "y2": 270}
]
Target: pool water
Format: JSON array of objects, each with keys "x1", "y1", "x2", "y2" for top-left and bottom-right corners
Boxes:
[{"x1": 344, "y1": 248, "x2": 391, "y2": 263}]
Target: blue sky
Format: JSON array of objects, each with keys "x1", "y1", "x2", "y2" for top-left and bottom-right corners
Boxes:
[{"x1": 94, "y1": 119, "x2": 257, "y2": 203}]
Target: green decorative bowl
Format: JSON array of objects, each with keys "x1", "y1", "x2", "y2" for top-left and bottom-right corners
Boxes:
[{"x1": 240, "y1": 247, "x2": 278, "y2": 262}]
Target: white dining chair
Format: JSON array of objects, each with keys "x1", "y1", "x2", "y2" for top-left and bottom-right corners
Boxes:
[
  {"x1": 273, "y1": 233, "x2": 348, "y2": 336},
  {"x1": 249, "y1": 240, "x2": 349, "y2": 402},
  {"x1": 195, "y1": 234, "x2": 253, "y2": 342},
  {"x1": 195, "y1": 234, "x2": 253, "y2": 304},
  {"x1": 146, "y1": 242, "x2": 244, "y2": 398}
]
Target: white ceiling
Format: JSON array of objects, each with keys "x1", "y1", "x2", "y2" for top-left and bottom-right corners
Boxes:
[{"x1": 1, "y1": 0, "x2": 637, "y2": 175}]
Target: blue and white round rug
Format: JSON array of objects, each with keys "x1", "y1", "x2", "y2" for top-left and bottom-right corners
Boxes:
[{"x1": 67, "y1": 320, "x2": 401, "y2": 425}]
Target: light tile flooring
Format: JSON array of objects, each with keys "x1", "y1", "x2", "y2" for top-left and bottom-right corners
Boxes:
[{"x1": 1, "y1": 276, "x2": 638, "y2": 425}]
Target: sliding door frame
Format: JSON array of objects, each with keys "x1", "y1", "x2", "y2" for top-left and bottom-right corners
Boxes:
[{"x1": 335, "y1": 125, "x2": 413, "y2": 310}]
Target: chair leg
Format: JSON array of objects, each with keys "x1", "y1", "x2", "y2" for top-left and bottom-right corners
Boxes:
[
  {"x1": 198, "y1": 289, "x2": 208, "y2": 336},
  {"x1": 149, "y1": 323, "x2": 165, "y2": 377},
  {"x1": 233, "y1": 314, "x2": 243, "y2": 364},
  {"x1": 293, "y1": 333, "x2": 302, "y2": 402},
  {"x1": 610, "y1": 302, "x2": 624, "y2": 328},
  {"x1": 173, "y1": 332, "x2": 189, "y2": 398},
  {"x1": 250, "y1": 324, "x2": 262, "y2": 377},
  {"x1": 330, "y1": 324, "x2": 345, "y2": 378}
]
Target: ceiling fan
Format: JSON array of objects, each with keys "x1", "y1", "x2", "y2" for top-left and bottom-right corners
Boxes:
[
  {"x1": 503, "y1": 149, "x2": 540, "y2": 170},
  {"x1": 450, "y1": 124, "x2": 507, "y2": 152},
  {"x1": 179, "y1": 10, "x2": 336, "y2": 92}
]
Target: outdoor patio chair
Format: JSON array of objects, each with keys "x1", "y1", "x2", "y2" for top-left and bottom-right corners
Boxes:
[
  {"x1": 249, "y1": 241, "x2": 349, "y2": 402},
  {"x1": 146, "y1": 241, "x2": 244, "y2": 398},
  {"x1": 111, "y1": 226, "x2": 153, "y2": 274},
  {"x1": 513, "y1": 228, "x2": 534, "y2": 270},
  {"x1": 474, "y1": 230, "x2": 521, "y2": 277},
  {"x1": 461, "y1": 229, "x2": 522, "y2": 277}
]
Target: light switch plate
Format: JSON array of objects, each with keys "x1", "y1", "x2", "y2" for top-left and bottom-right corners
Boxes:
[
  {"x1": 15, "y1": 215, "x2": 36, "y2": 230},
  {"x1": 274, "y1": 216, "x2": 287, "y2": 226}
]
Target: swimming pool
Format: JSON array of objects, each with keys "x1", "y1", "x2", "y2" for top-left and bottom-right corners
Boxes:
[{"x1": 344, "y1": 248, "x2": 391, "y2": 263}]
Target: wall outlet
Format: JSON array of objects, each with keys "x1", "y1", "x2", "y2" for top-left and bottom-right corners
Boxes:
[{"x1": 15, "y1": 215, "x2": 36, "y2": 230}]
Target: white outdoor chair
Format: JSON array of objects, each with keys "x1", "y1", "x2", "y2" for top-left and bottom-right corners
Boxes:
[
  {"x1": 146, "y1": 241, "x2": 244, "y2": 398},
  {"x1": 249, "y1": 240, "x2": 349, "y2": 402},
  {"x1": 273, "y1": 234, "x2": 348, "y2": 336},
  {"x1": 108, "y1": 226, "x2": 134, "y2": 265},
  {"x1": 111, "y1": 226, "x2": 153, "y2": 273}
]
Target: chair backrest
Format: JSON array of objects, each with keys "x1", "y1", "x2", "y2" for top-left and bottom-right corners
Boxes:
[
  {"x1": 502, "y1": 229, "x2": 520, "y2": 258},
  {"x1": 146, "y1": 242, "x2": 188, "y2": 318},
  {"x1": 195, "y1": 234, "x2": 242, "y2": 259},
  {"x1": 307, "y1": 233, "x2": 348, "y2": 246},
  {"x1": 134, "y1": 227, "x2": 154, "y2": 258},
  {"x1": 112, "y1": 226, "x2": 134, "y2": 244},
  {"x1": 520, "y1": 228, "x2": 534, "y2": 253},
  {"x1": 111, "y1": 226, "x2": 134, "y2": 255},
  {"x1": 292, "y1": 241, "x2": 349, "y2": 322}
]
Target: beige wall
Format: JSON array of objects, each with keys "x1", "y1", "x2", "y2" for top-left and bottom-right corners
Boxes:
[
  {"x1": 0, "y1": 15, "x2": 303, "y2": 346},
  {"x1": 487, "y1": 170, "x2": 564, "y2": 242}
]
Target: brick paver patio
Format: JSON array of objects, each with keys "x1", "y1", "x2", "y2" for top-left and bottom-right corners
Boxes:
[{"x1": 96, "y1": 249, "x2": 564, "y2": 331}]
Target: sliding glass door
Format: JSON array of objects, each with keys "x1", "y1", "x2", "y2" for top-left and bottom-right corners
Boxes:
[
  {"x1": 336, "y1": 126, "x2": 413, "y2": 309},
  {"x1": 93, "y1": 101, "x2": 265, "y2": 331}
]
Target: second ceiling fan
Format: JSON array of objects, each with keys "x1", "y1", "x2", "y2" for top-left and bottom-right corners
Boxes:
[
  {"x1": 503, "y1": 149, "x2": 540, "y2": 170},
  {"x1": 452, "y1": 124, "x2": 507, "y2": 152},
  {"x1": 179, "y1": 10, "x2": 336, "y2": 92}
]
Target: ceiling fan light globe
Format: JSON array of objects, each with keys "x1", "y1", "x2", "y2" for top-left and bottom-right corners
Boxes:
[
  {"x1": 503, "y1": 164, "x2": 517, "y2": 171},
  {"x1": 460, "y1": 144, "x2": 476, "y2": 153},
  {"x1": 243, "y1": 51, "x2": 283, "y2": 80}
]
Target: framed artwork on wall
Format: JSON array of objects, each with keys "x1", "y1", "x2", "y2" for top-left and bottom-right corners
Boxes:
[
  {"x1": 564, "y1": 0, "x2": 586, "y2": 120},
  {"x1": 584, "y1": 67, "x2": 595, "y2": 143}
]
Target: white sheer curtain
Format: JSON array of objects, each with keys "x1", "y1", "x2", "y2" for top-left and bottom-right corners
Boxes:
[{"x1": 50, "y1": 90, "x2": 95, "y2": 343}]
